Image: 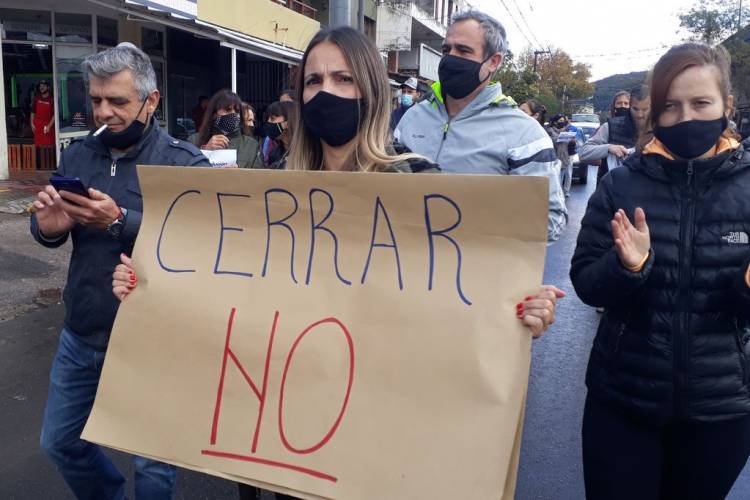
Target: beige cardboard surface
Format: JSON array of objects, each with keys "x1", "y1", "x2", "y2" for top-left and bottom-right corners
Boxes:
[{"x1": 82, "y1": 166, "x2": 549, "y2": 499}]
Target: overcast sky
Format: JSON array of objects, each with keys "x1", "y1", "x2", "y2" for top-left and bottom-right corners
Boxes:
[{"x1": 478, "y1": 0, "x2": 693, "y2": 81}]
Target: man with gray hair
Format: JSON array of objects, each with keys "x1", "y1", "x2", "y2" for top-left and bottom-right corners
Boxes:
[
  {"x1": 31, "y1": 42, "x2": 209, "y2": 498},
  {"x1": 395, "y1": 9, "x2": 567, "y2": 242}
]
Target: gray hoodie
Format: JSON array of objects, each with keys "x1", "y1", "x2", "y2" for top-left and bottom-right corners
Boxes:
[{"x1": 394, "y1": 82, "x2": 567, "y2": 242}]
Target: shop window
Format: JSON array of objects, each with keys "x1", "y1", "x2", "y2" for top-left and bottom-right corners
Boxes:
[
  {"x1": 0, "y1": 9, "x2": 51, "y2": 42},
  {"x1": 151, "y1": 59, "x2": 166, "y2": 125},
  {"x1": 97, "y1": 16, "x2": 118, "y2": 47},
  {"x1": 3, "y1": 43, "x2": 56, "y2": 172},
  {"x1": 141, "y1": 27, "x2": 164, "y2": 58},
  {"x1": 56, "y1": 45, "x2": 93, "y2": 135},
  {"x1": 54, "y1": 13, "x2": 92, "y2": 44}
]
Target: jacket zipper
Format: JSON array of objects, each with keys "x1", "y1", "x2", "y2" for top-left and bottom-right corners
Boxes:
[
  {"x1": 674, "y1": 160, "x2": 695, "y2": 417},
  {"x1": 614, "y1": 321, "x2": 626, "y2": 353},
  {"x1": 434, "y1": 120, "x2": 451, "y2": 164},
  {"x1": 105, "y1": 159, "x2": 117, "y2": 193},
  {"x1": 735, "y1": 317, "x2": 749, "y2": 386}
]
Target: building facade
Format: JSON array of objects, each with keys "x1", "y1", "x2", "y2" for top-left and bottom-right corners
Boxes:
[
  {"x1": 0, "y1": 0, "x2": 318, "y2": 180},
  {"x1": 1, "y1": 0, "x2": 461, "y2": 180}
]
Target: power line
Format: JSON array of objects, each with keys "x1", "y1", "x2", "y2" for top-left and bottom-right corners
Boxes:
[
  {"x1": 508, "y1": 0, "x2": 543, "y2": 48},
  {"x1": 570, "y1": 44, "x2": 672, "y2": 59},
  {"x1": 496, "y1": 0, "x2": 537, "y2": 49}
]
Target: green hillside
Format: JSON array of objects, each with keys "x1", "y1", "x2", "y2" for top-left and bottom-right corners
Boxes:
[{"x1": 592, "y1": 71, "x2": 648, "y2": 113}]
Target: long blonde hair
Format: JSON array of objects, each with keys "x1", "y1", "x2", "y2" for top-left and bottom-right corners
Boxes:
[{"x1": 287, "y1": 27, "x2": 419, "y2": 172}]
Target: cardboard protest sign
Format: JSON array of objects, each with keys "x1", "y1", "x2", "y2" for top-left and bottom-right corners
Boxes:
[{"x1": 82, "y1": 166, "x2": 549, "y2": 499}]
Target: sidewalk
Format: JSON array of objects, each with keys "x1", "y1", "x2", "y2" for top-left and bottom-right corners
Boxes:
[{"x1": 0, "y1": 178, "x2": 47, "y2": 215}]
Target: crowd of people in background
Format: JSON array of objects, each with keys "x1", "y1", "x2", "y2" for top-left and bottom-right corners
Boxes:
[
  {"x1": 187, "y1": 87, "x2": 298, "y2": 170},
  {"x1": 27, "y1": 5, "x2": 750, "y2": 500}
]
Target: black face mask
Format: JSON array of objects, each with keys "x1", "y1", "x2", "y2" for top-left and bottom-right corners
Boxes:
[
  {"x1": 438, "y1": 54, "x2": 491, "y2": 100},
  {"x1": 98, "y1": 99, "x2": 148, "y2": 150},
  {"x1": 302, "y1": 91, "x2": 363, "y2": 147},
  {"x1": 259, "y1": 121, "x2": 284, "y2": 140},
  {"x1": 613, "y1": 106, "x2": 629, "y2": 118},
  {"x1": 654, "y1": 116, "x2": 728, "y2": 159},
  {"x1": 213, "y1": 112, "x2": 241, "y2": 136},
  {"x1": 555, "y1": 121, "x2": 567, "y2": 129}
]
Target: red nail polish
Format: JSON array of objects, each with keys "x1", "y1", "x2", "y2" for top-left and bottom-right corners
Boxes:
[
  {"x1": 516, "y1": 303, "x2": 523, "y2": 309},
  {"x1": 517, "y1": 312, "x2": 523, "y2": 318},
  {"x1": 525, "y1": 296, "x2": 533, "y2": 301}
]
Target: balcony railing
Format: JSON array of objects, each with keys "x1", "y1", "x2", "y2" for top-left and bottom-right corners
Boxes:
[{"x1": 275, "y1": 0, "x2": 317, "y2": 20}]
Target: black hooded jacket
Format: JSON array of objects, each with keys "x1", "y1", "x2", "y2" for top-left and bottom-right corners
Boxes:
[{"x1": 571, "y1": 139, "x2": 750, "y2": 423}]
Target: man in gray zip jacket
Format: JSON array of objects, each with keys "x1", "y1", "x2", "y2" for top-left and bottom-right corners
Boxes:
[
  {"x1": 395, "y1": 10, "x2": 567, "y2": 242},
  {"x1": 31, "y1": 43, "x2": 209, "y2": 499}
]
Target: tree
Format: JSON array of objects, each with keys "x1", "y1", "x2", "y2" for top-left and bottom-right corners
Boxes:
[
  {"x1": 523, "y1": 48, "x2": 594, "y2": 114},
  {"x1": 495, "y1": 47, "x2": 594, "y2": 115},
  {"x1": 495, "y1": 51, "x2": 540, "y2": 105},
  {"x1": 679, "y1": 0, "x2": 749, "y2": 45},
  {"x1": 723, "y1": 26, "x2": 750, "y2": 106}
]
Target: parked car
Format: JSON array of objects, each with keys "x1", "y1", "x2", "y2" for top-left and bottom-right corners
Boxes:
[
  {"x1": 570, "y1": 121, "x2": 601, "y2": 185},
  {"x1": 571, "y1": 113, "x2": 600, "y2": 124}
]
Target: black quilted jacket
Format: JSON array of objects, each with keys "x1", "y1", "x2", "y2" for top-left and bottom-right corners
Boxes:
[{"x1": 571, "y1": 140, "x2": 750, "y2": 423}]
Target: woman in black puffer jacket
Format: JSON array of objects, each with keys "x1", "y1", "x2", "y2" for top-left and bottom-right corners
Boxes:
[{"x1": 571, "y1": 43, "x2": 750, "y2": 500}]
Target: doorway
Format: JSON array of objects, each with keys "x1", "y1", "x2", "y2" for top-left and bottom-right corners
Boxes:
[{"x1": 3, "y1": 42, "x2": 57, "y2": 176}]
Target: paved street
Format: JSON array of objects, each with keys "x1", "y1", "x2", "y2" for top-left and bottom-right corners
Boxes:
[{"x1": 1, "y1": 167, "x2": 749, "y2": 499}]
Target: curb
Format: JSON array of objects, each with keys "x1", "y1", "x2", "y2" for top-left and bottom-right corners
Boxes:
[{"x1": 0, "y1": 196, "x2": 35, "y2": 215}]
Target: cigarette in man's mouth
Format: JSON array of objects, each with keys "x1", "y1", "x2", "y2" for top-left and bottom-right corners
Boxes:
[{"x1": 93, "y1": 124, "x2": 108, "y2": 136}]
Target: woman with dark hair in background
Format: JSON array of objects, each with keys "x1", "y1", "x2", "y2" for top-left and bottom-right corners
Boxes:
[
  {"x1": 257, "y1": 100, "x2": 294, "y2": 169},
  {"x1": 188, "y1": 89, "x2": 259, "y2": 168},
  {"x1": 572, "y1": 43, "x2": 750, "y2": 500},
  {"x1": 241, "y1": 101, "x2": 256, "y2": 137},
  {"x1": 519, "y1": 99, "x2": 547, "y2": 126}
]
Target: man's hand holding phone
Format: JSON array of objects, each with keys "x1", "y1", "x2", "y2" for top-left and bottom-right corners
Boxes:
[
  {"x1": 35, "y1": 178, "x2": 121, "y2": 235},
  {"x1": 57, "y1": 188, "x2": 121, "y2": 231},
  {"x1": 33, "y1": 184, "x2": 76, "y2": 239}
]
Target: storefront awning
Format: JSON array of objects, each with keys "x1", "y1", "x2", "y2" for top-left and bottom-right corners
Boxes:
[{"x1": 88, "y1": 0, "x2": 303, "y2": 64}]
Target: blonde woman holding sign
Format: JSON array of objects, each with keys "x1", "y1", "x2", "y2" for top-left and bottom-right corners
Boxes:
[
  {"x1": 111, "y1": 26, "x2": 564, "y2": 496},
  {"x1": 114, "y1": 26, "x2": 562, "y2": 332}
]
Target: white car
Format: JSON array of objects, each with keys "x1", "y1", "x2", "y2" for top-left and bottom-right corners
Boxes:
[
  {"x1": 569, "y1": 120, "x2": 602, "y2": 185},
  {"x1": 572, "y1": 113, "x2": 600, "y2": 124}
]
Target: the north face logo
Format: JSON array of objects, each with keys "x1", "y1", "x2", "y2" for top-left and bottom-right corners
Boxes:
[{"x1": 721, "y1": 231, "x2": 749, "y2": 244}]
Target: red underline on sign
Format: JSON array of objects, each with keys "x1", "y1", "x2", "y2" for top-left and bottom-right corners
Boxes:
[{"x1": 200, "y1": 449, "x2": 338, "y2": 482}]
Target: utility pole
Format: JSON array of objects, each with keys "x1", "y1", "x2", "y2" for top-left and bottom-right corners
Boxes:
[
  {"x1": 740, "y1": 0, "x2": 744, "y2": 31},
  {"x1": 329, "y1": 0, "x2": 352, "y2": 27},
  {"x1": 358, "y1": 0, "x2": 365, "y2": 32},
  {"x1": 533, "y1": 49, "x2": 551, "y2": 73}
]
